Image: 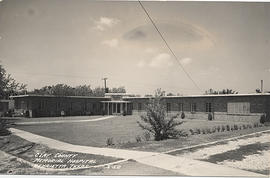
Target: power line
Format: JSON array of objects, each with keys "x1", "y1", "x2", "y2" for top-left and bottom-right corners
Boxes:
[{"x1": 138, "y1": 0, "x2": 202, "y2": 93}]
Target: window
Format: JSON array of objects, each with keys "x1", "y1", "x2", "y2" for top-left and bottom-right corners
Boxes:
[
  {"x1": 227, "y1": 102, "x2": 250, "y2": 114},
  {"x1": 178, "y1": 103, "x2": 184, "y2": 111},
  {"x1": 138, "y1": 103, "x2": 142, "y2": 111},
  {"x1": 56, "y1": 102, "x2": 60, "y2": 110},
  {"x1": 206, "y1": 102, "x2": 212, "y2": 112},
  {"x1": 70, "y1": 102, "x2": 73, "y2": 111},
  {"x1": 39, "y1": 100, "x2": 46, "y2": 110},
  {"x1": 191, "y1": 103, "x2": 196, "y2": 112},
  {"x1": 167, "y1": 103, "x2": 171, "y2": 112}
]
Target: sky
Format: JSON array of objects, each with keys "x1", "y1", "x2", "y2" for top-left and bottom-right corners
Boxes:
[{"x1": 0, "y1": 0, "x2": 270, "y2": 95}]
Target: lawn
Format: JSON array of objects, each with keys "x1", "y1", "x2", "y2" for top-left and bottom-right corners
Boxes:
[
  {"x1": 16, "y1": 115, "x2": 102, "y2": 123},
  {"x1": 13, "y1": 115, "x2": 268, "y2": 148}
]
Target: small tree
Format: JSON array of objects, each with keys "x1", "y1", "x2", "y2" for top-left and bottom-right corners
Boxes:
[{"x1": 137, "y1": 89, "x2": 183, "y2": 141}]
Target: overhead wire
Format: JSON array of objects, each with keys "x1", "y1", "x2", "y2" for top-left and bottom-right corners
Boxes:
[{"x1": 138, "y1": 0, "x2": 202, "y2": 93}]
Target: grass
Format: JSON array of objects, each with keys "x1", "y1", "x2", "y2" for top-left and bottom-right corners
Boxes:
[
  {"x1": 16, "y1": 115, "x2": 102, "y2": 123},
  {"x1": 0, "y1": 135, "x2": 181, "y2": 176},
  {"x1": 13, "y1": 115, "x2": 270, "y2": 152},
  {"x1": 0, "y1": 135, "x2": 121, "y2": 167}
]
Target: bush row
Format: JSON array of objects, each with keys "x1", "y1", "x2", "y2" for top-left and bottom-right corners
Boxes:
[{"x1": 189, "y1": 122, "x2": 264, "y2": 136}]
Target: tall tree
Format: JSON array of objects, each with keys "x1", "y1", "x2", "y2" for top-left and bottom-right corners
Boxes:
[
  {"x1": 0, "y1": 64, "x2": 27, "y2": 99},
  {"x1": 205, "y1": 88, "x2": 238, "y2": 95}
]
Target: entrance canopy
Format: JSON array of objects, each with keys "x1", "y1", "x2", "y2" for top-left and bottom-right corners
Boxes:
[{"x1": 101, "y1": 100, "x2": 131, "y2": 115}]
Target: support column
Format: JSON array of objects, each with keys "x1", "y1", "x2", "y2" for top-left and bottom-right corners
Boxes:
[
  {"x1": 125, "y1": 102, "x2": 128, "y2": 114},
  {"x1": 107, "y1": 102, "x2": 110, "y2": 115},
  {"x1": 103, "y1": 103, "x2": 105, "y2": 115},
  {"x1": 120, "y1": 103, "x2": 123, "y2": 114}
]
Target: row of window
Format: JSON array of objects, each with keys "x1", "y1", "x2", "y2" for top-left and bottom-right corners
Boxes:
[
  {"x1": 136, "y1": 102, "x2": 212, "y2": 113},
  {"x1": 38, "y1": 101, "x2": 101, "y2": 111},
  {"x1": 136, "y1": 102, "x2": 251, "y2": 114}
]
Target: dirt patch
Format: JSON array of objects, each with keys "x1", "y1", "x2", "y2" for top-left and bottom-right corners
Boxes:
[{"x1": 202, "y1": 142, "x2": 270, "y2": 163}]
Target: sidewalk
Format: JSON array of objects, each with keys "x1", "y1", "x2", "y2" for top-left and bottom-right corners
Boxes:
[{"x1": 10, "y1": 128, "x2": 265, "y2": 177}]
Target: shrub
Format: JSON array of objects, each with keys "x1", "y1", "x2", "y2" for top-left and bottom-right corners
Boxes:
[
  {"x1": 202, "y1": 129, "x2": 206, "y2": 134},
  {"x1": 196, "y1": 128, "x2": 201, "y2": 134},
  {"x1": 135, "y1": 135, "x2": 142, "y2": 143},
  {"x1": 243, "y1": 124, "x2": 247, "y2": 129},
  {"x1": 226, "y1": 125, "x2": 230, "y2": 131},
  {"x1": 212, "y1": 127, "x2": 216, "y2": 133},
  {"x1": 0, "y1": 119, "x2": 11, "y2": 136},
  {"x1": 234, "y1": 124, "x2": 238, "y2": 130},
  {"x1": 258, "y1": 123, "x2": 263, "y2": 127},
  {"x1": 106, "y1": 137, "x2": 114, "y2": 146},
  {"x1": 260, "y1": 114, "x2": 266, "y2": 124},
  {"x1": 221, "y1": 125, "x2": 226, "y2": 132},
  {"x1": 137, "y1": 89, "x2": 184, "y2": 141},
  {"x1": 143, "y1": 131, "x2": 151, "y2": 141},
  {"x1": 206, "y1": 128, "x2": 212, "y2": 134},
  {"x1": 239, "y1": 125, "x2": 242, "y2": 130},
  {"x1": 248, "y1": 124, "x2": 252, "y2": 129},
  {"x1": 178, "y1": 130, "x2": 189, "y2": 137},
  {"x1": 189, "y1": 129, "x2": 195, "y2": 135},
  {"x1": 254, "y1": 123, "x2": 259, "y2": 128},
  {"x1": 181, "y1": 112, "x2": 185, "y2": 119},
  {"x1": 217, "y1": 126, "x2": 221, "y2": 132},
  {"x1": 208, "y1": 113, "x2": 213, "y2": 121}
]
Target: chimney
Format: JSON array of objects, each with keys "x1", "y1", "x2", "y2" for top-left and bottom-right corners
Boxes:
[{"x1": 261, "y1": 80, "x2": 264, "y2": 93}]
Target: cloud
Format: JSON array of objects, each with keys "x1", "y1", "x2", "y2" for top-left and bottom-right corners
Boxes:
[
  {"x1": 102, "y1": 38, "x2": 119, "y2": 47},
  {"x1": 149, "y1": 53, "x2": 173, "y2": 68},
  {"x1": 180, "y1": 57, "x2": 192, "y2": 65},
  {"x1": 123, "y1": 20, "x2": 216, "y2": 50},
  {"x1": 144, "y1": 48, "x2": 156, "y2": 53},
  {"x1": 123, "y1": 29, "x2": 146, "y2": 40},
  {"x1": 137, "y1": 60, "x2": 146, "y2": 68},
  {"x1": 94, "y1": 17, "x2": 119, "y2": 31}
]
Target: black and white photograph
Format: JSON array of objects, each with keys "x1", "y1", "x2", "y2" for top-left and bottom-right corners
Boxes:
[{"x1": 0, "y1": 0, "x2": 270, "y2": 176}]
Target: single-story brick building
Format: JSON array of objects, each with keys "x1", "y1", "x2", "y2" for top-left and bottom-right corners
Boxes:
[
  {"x1": 127, "y1": 93, "x2": 270, "y2": 122},
  {"x1": 10, "y1": 93, "x2": 270, "y2": 122}
]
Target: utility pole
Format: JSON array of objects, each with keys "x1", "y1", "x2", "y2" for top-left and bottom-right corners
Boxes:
[
  {"x1": 261, "y1": 80, "x2": 264, "y2": 93},
  {"x1": 102, "y1": 78, "x2": 108, "y2": 93}
]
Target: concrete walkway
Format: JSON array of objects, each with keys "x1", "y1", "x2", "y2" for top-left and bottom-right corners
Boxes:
[
  {"x1": 10, "y1": 128, "x2": 265, "y2": 176},
  {"x1": 15, "y1": 116, "x2": 115, "y2": 125}
]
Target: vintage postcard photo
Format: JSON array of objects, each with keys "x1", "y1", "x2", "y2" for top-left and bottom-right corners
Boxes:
[{"x1": 0, "y1": 0, "x2": 269, "y2": 176}]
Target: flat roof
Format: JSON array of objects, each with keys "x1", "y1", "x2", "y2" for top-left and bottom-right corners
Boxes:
[
  {"x1": 123, "y1": 93, "x2": 270, "y2": 99},
  {"x1": 9, "y1": 93, "x2": 270, "y2": 100},
  {"x1": 9, "y1": 94, "x2": 106, "y2": 99}
]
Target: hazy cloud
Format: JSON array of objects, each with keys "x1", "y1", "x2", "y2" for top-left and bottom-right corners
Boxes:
[
  {"x1": 149, "y1": 53, "x2": 173, "y2": 68},
  {"x1": 137, "y1": 60, "x2": 146, "y2": 68},
  {"x1": 123, "y1": 29, "x2": 146, "y2": 40},
  {"x1": 102, "y1": 38, "x2": 119, "y2": 47},
  {"x1": 123, "y1": 21, "x2": 216, "y2": 50},
  {"x1": 144, "y1": 48, "x2": 156, "y2": 53},
  {"x1": 94, "y1": 17, "x2": 119, "y2": 31},
  {"x1": 180, "y1": 57, "x2": 192, "y2": 65}
]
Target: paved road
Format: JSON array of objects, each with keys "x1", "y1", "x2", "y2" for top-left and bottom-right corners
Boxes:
[{"x1": 10, "y1": 128, "x2": 264, "y2": 177}]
